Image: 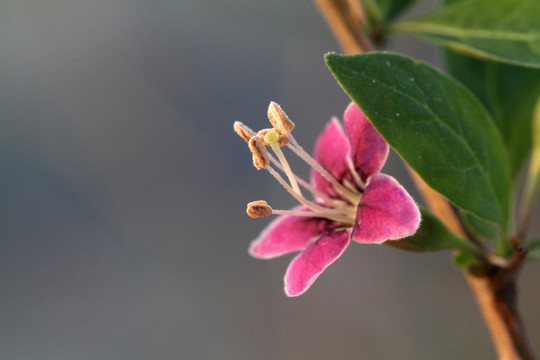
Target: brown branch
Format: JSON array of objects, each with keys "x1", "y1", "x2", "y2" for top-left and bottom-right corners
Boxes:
[
  {"x1": 313, "y1": 1, "x2": 536, "y2": 358},
  {"x1": 418, "y1": 177, "x2": 534, "y2": 360},
  {"x1": 314, "y1": 0, "x2": 373, "y2": 53}
]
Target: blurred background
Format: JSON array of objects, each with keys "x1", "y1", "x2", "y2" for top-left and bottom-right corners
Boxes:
[{"x1": 1, "y1": 0, "x2": 539, "y2": 359}]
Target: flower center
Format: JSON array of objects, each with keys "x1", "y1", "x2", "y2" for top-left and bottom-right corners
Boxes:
[{"x1": 236, "y1": 102, "x2": 367, "y2": 227}]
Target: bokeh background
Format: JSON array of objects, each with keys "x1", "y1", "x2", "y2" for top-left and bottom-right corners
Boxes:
[{"x1": 2, "y1": 0, "x2": 539, "y2": 359}]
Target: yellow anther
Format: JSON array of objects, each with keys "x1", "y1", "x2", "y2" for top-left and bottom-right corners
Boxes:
[
  {"x1": 246, "y1": 200, "x2": 273, "y2": 218},
  {"x1": 248, "y1": 136, "x2": 270, "y2": 170},
  {"x1": 234, "y1": 121, "x2": 256, "y2": 143},
  {"x1": 268, "y1": 101, "x2": 295, "y2": 134}
]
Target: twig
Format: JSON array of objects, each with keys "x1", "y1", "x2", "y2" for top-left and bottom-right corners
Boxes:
[
  {"x1": 312, "y1": 1, "x2": 536, "y2": 358},
  {"x1": 314, "y1": 0, "x2": 373, "y2": 53}
]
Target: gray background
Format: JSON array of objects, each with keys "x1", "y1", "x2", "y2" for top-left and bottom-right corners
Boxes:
[{"x1": 1, "y1": 0, "x2": 539, "y2": 359}]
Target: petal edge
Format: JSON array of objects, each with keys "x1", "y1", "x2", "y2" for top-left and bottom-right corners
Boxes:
[
  {"x1": 343, "y1": 102, "x2": 389, "y2": 180},
  {"x1": 311, "y1": 118, "x2": 351, "y2": 198},
  {"x1": 249, "y1": 207, "x2": 336, "y2": 259},
  {"x1": 352, "y1": 174, "x2": 420, "y2": 244},
  {"x1": 284, "y1": 230, "x2": 350, "y2": 296}
]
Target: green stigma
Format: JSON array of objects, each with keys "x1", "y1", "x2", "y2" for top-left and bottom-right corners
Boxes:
[{"x1": 264, "y1": 129, "x2": 280, "y2": 145}]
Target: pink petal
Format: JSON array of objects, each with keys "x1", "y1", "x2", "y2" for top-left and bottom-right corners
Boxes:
[
  {"x1": 284, "y1": 230, "x2": 350, "y2": 297},
  {"x1": 249, "y1": 207, "x2": 336, "y2": 259},
  {"x1": 351, "y1": 174, "x2": 420, "y2": 244},
  {"x1": 343, "y1": 102, "x2": 389, "y2": 180},
  {"x1": 311, "y1": 118, "x2": 352, "y2": 197}
]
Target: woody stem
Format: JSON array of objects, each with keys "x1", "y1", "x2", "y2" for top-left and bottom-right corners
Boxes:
[{"x1": 313, "y1": 0, "x2": 536, "y2": 358}]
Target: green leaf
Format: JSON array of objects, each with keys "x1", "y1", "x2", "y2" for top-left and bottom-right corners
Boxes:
[
  {"x1": 527, "y1": 239, "x2": 540, "y2": 260},
  {"x1": 364, "y1": 0, "x2": 417, "y2": 43},
  {"x1": 326, "y1": 52, "x2": 510, "y2": 231},
  {"x1": 453, "y1": 251, "x2": 481, "y2": 269},
  {"x1": 444, "y1": 50, "x2": 540, "y2": 182},
  {"x1": 460, "y1": 211, "x2": 512, "y2": 256},
  {"x1": 523, "y1": 95, "x2": 540, "y2": 206},
  {"x1": 391, "y1": 0, "x2": 540, "y2": 68},
  {"x1": 461, "y1": 211, "x2": 498, "y2": 242},
  {"x1": 387, "y1": 208, "x2": 479, "y2": 253},
  {"x1": 365, "y1": 0, "x2": 416, "y2": 26}
]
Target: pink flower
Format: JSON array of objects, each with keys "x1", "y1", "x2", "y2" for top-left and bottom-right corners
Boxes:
[{"x1": 235, "y1": 102, "x2": 420, "y2": 296}]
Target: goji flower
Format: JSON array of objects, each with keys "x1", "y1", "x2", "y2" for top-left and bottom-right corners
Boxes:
[{"x1": 235, "y1": 102, "x2": 420, "y2": 296}]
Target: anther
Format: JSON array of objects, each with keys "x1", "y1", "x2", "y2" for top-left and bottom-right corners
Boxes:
[
  {"x1": 248, "y1": 136, "x2": 270, "y2": 170},
  {"x1": 246, "y1": 200, "x2": 273, "y2": 218},
  {"x1": 268, "y1": 101, "x2": 295, "y2": 134},
  {"x1": 234, "y1": 121, "x2": 256, "y2": 143},
  {"x1": 257, "y1": 128, "x2": 290, "y2": 146}
]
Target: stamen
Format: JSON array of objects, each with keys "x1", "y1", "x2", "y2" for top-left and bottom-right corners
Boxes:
[
  {"x1": 248, "y1": 136, "x2": 270, "y2": 170},
  {"x1": 264, "y1": 130, "x2": 301, "y2": 196},
  {"x1": 266, "y1": 153, "x2": 335, "y2": 204},
  {"x1": 246, "y1": 200, "x2": 273, "y2": 218},
  {"x1": 265, "y1": 165, "x2": 354, "y2": 224},
  {"x1": 234, "y1": 121, "x2": 256, "y2": 143},
  {"x1": 236, "y1": 103, "x2": 363, "y2": 227},
  {"x1": 272, "y1": 209, "x2": 327, "y2": 217},
  {"x1": 247, "y1": 200, "x2": 352, "y2": 222},
  {"x1": 268, "y1": 101, "x2": 295, "y2": 134},
  {"x1": 287, "y1": 133, "x2": 361, "y2": 204},
  {"x1": 346, "y1": 157, "x2": 366, "y2": 190}
]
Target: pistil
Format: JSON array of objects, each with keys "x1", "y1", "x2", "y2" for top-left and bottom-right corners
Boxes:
[{"x1": 264, "y1": 130, "x2": 301, "y2": 196}]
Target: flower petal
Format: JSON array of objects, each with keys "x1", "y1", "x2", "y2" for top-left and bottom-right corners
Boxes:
[
  {"x1": 343, "y1": 102, "x2": 389, "y2": 180},
  {"x1": 311, "y1": 118, "x2": 351, "y2": 197},
  {"x1": 351, "y1": 174, "x2": 420, "y2": 244},
  {"x1": 284, "y1": 230, "x2": 350, "y2": 297},
  {"x1": 249, "y1": 207, "x2": 336, "y2": 259}
]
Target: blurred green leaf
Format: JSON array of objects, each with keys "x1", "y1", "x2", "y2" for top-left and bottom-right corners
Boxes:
[
  {"x1": 376, "y1": 0, "x2": 415, "y2": 21},
  {"x1": 527, "y1": 239, "x2": 540, "y2": 260},
  {"x1": 391, "y1": 0, "x2": 540, "y2": 67},
  {"x1": 326, "y1": 52, "x2": 510, "y2": 231},
  {"x1": 523, "y1": 95, "x2": 540, "y2": 208},
  {"x1": 461, "y1": 211, "x2": 512, "y2": 256},
  {"x1": 365, "y1": 0, "x2": 416, "y2": 26},
  {"x1": 387, "y1": 208, "x2": 479, "y2": 253},
  {"x1": 444, "y1": 51, "x2": 540, "y2": 182},
  {"x1": 453, "y1": 251, "x2": 481, "y2": 269},
  {"x1": 461, "y1": 212, "x2": 498, "y2": 242}
]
